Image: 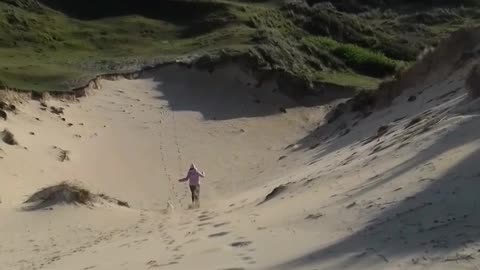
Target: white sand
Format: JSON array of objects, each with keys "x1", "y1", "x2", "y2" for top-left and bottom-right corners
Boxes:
[{"x1": 1, "y1": 58, "x2": 480, "y2": 270}]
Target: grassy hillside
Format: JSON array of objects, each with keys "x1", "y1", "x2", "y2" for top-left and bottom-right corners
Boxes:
[{"x1": 0, "y1": 0, "x2": 478, "y2": 92}]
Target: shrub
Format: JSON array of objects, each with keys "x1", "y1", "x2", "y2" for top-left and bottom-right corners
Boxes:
[
  {"x1": 332, "y1": 44, "x2": 397, "y2": 77},
  {"x1": 303, "y1": 36, "x2": 398, "y2": 77}
]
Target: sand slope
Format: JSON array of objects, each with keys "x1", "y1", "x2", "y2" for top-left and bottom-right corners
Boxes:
[{"x1": 1, "y1": 44, "x2": 480, "y2": 270}]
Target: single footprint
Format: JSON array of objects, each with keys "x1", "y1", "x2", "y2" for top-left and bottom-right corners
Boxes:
[
  {"x1": 209, "y1": 232, "x2": 230, "y2": 238},
  {"x1": 230, "y1": 241, "x2": 252, "y2": 248},
  {"x1": 184, "y1": 238, "x2": 199, "y2": 244},
  {"x1": 146, "y1": 260, "x2": 158, "y2": 266},
  {"x1": 179, "y1": 221, "x2": 191, "y2": 226},
  {"x1": 213, "y1": 222, "x2": 230, "y2": 228},
  {"x1": 173, "y1": 254, "x2": 184, "y2": 260},
  {"x1": 159, "y1": 262, "x2": 178, "y2": 267}
]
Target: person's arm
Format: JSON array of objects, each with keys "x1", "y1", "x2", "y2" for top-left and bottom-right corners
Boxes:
[
  {"x1": 198, "y1": 170, "x2": 205, "y2": 178},
  {"x1": 178, "y1": 171, "x2": 191, "y2": 182}
]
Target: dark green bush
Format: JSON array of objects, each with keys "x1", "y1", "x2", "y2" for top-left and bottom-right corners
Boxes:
[
  {"x1": 301, "y1": 36, "x2": 399, "y2": 77},
  {"x1": 333, "y1": 44, "x2": 397, "y2": 77}
]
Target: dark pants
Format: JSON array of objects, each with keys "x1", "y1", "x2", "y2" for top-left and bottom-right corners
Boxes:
[{"x1": 189, "y1": 185, "x2": 200, "y2": 204}]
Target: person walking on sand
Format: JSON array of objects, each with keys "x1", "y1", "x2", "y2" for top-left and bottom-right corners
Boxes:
[{"x1": 179, "y1": 163, "x2": 205, "y2": 208}]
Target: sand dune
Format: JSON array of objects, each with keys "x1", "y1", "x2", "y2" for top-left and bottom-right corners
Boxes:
[{"x1": 1, "y1": 31, "x2": 480, "y2": 270}]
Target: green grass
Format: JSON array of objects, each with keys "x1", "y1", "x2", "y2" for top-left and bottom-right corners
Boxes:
[
  {"x1": 303, "y1": 37, "x2": 339, "y2": 51},
  {"x1": 315, "y1": 71, "x2": 382, "y2": 90},
  {"x1": 332, "y1": 44, "x2": 397, "y2": 77},
  {"x1": 302, "y1": 36, "x2": 401, "y2": 77},
  {"x1": 0, "y1": 0, "x2": 478, "y2": 93},
  {"x1": 0, "y1": 0, "x2": 257, "y2": 91}
]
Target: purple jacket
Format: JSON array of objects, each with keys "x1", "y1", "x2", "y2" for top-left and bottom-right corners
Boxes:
[{"x1": 181, "y1": 167, "x2": 205, "y2": 186}]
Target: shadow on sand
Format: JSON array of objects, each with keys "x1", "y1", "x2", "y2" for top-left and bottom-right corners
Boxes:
[
  {"x1": 143, "y1": 64, "x2": 347, "y2": 121},
  {"x1": 271, "y1": 115, "x2": 480, "y2": 269}
]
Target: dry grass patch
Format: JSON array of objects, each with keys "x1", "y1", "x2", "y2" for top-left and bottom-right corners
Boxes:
[
  {"x1": 23, "y1": 182, "x2": 129, "y2": 210},
  {"x1": 0, "y1": 89, "x2": 26, "y2": 106}
]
